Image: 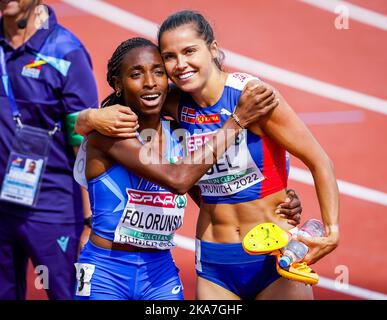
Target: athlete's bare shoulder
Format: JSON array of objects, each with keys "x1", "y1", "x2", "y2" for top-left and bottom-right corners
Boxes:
[{"x1": 86, "y1": 132, "x2": 115, "y2": 180}]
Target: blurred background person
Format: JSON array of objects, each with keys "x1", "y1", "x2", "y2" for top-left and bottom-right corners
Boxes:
[{"x1": 0, "y1": 0, "x2": 98, "y2": 299}]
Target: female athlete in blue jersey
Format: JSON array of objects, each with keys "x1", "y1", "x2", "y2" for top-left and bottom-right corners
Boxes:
[{"x1": 73, "y1": 37, "x2": 284, "y2": 300}]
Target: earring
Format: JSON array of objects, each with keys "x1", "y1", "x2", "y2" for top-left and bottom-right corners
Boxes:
[{"x1": 116, "y1": 90, "x2": 121, "y2": 97}]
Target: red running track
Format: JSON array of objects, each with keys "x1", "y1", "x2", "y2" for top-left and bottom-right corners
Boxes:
[{"x1": 26, "y1": 0, "x2": 387, "y2": 300}]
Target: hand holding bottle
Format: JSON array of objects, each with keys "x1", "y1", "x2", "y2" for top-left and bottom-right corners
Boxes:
[
  {"x1": 279, "y1": 219, "x2": 338, "y2": 267},
  {"x1": 297, "y1": 227, "x2": 339, "y2": 265}
]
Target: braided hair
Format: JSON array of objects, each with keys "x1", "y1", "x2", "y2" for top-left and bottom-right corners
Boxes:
[{"x1": 101, "y1": 37, "x2": 159, "y2": 108}]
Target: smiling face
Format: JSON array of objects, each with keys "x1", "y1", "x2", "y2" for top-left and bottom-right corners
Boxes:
[
  {"x1": 159, "y1": 23, "x2": 220, "y2": 94},
  {"x1": 114, "y1": 46, "x2": 168, "y2": 119}
]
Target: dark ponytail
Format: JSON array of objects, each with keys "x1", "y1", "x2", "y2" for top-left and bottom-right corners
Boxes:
[
  {"x1": 157, "y1": 10, "x2": 225, "y2": 71},
  {"x1": 101, "y1": 37, "x2": 159, "y2": 108}
]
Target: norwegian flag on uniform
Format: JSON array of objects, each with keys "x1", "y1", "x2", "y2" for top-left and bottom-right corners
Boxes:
[{"x1": 181, "y1": 106, "x2": 196, "y2": 124}]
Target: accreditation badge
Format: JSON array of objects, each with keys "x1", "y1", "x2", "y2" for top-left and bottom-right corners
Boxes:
[{"x1": 0, "y1": 125, "x2": 52, "y2": 207}]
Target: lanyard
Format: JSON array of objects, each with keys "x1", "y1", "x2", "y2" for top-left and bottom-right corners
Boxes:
[
  {"x1": 0, "y1": 45, "x2": 23, "y2": 127},
  {"x1": 0, "y1": 45, "x2": 60, "y2": 135}
]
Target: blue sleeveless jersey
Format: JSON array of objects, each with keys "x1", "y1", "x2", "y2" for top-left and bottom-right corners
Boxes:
[
  {"x1": 178, "y1": 73, "x2": 288, "y2": 204},
  {"x1": 87, "y1": 121, "x2": 187, "y2": 249}
]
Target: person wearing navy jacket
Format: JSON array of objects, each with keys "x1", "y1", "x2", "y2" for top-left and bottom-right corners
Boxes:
[{"x1": 0, "y1": 0, "x2": 98, "y2": 299}]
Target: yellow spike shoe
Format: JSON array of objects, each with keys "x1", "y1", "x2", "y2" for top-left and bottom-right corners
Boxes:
[
  {"x1": 242, "y1": 223, "x2": 290, "y2": 255},
  {"x1": 275, "y1": 254, "x2": 319, "y2": 285}
]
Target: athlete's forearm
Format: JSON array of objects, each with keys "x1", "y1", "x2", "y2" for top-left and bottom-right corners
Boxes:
[
  {"x1": 309, "y1": 157, "x2": 340, "y2": 238},
  {"x1": 77, "y1": 106, "x2": 140, "y2": 138},
  {"x1": 169, "y1": 117, "x2": 242, "y2": 194},
  {"x1": 296, "y1": 156, "x2": 340, "y2": 265},
  {"x1": 257, "y1": 89, "x2": 339, "y2": 243},
  {"x1": 92, "y1": 116, "x2": 242, "y2": 195}
]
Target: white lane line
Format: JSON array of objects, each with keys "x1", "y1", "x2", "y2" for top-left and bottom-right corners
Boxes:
[
  {"x1": 298, "y1": 110, "x2": 364, "y2": 124},
  {"x1": 289, "y1": 167, "x2": 387, "y2": 207},
  {"x1": 174, "y1": 234, "x2": 387, "y2": 300},
  {"x1": 223, "y1": 50, "x2": 387, "y2": 116},
  {"x1": 62, "y1": 0, "x2": 387, "y2": 116},
  {"x1": 317, "y1": 277, "x2": 387, "y2": 300},
  {"x1": 50, "y1": 3, "x2": 85, "y2": 17},
  {"x1": 300, "y1": 0, "x2": 387, "y2": 32},
  {"x1": 62, "y1": 0, "x2": 158, "y2": 39}
]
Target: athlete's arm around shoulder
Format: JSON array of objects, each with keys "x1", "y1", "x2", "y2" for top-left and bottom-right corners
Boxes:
[
  {"x1": 85, "y1": 83, "x2": 273, "y2": 195},
  {"x1": 87, "y1": 117, "x2": 240, "y2": 195},
  {"x1": 87, "y1": 132, "x2": 190, "y2": 191},
  {"x1": 252, "y1": 88, "x2": 340, "y2": 265},
  {"x1": 75, "y1": 85, "x2": 181, "y2": 138},
  {"x1": 75, "y1": 106, "x2": 140, "y2": 138},
  {"x1": 75, "y1": 81, "x2": 278, "y2": 137}
]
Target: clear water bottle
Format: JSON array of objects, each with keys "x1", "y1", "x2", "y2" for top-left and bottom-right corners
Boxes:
[{"x1": 279, "y1": 219, "x2": 326, "y2": 268}]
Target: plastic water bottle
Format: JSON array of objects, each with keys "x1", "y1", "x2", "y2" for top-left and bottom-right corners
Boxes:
[{"x1": 279, "y1": 219, "x2": 326, "y2": 268}]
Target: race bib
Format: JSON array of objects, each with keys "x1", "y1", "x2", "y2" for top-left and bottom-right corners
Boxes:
[
  {"x1": 74, "y1": 263, "x2": 95, "y2": 297},
  {"x1": 187, "y1": 130, "x2": 265, "y2": 197},
  {"x1": 114, "y1": 188, "x2": 186, "y2": 249}
]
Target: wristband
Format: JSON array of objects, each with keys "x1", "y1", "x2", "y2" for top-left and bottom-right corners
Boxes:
[{"x1": 230, "y1": 113, "x2": 245, "y2": 129}]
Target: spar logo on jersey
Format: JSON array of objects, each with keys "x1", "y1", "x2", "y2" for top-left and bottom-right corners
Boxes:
[
  {"x1": 196, "y1": 113, "x2": 220, "y2": 124},
  {"x1": 186, "y1": 131, "x2": 215, "y2": 153},
  {"x1": 21, "y1": 59, "x2": 47, "y2": 79},
  {"x1": 181, "y1": 106, "x2": 196, "y2": 124},
  {"x1": 127, "y1": 189, "x2": 187, "y2": 209}
]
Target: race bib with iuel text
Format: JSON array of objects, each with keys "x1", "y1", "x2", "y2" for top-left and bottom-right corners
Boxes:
[{"x1": 187, "y1": 129, "x2": 265, "y2": 197}]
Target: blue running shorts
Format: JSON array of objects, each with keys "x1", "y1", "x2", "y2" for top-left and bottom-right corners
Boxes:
[
  {"x1": 195, "y1": 239, "x2": 280, "y2": 300},
  {"x1": 74, "y1": 241, "x2": 184, "y2": 300}
]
